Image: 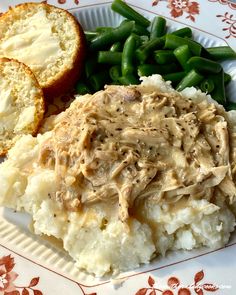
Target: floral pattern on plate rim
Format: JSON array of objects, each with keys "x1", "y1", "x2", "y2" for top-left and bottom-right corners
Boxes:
[
  {"x1": 152, "y1": 0, "x2": 200, "y2": 22},
  {"x1": 0, "y1": 255, "x2": 224, "y2": 295},
  {"x1": 0, "y1": 253, "x2": 223, "y2": 295},
  {"x1": 208, "y1": 0, "x2": 236, "y2": 10},
  {"x1": 56, "y1": 0, "x2": 201, "y2": 22},
  {"x1": 54, "y1": 0, "x2": 236, "y2": 11},
  {"x1": 0, "y1": 255, "x2": 42, "y2": 295},
  {"x1": 53, "y1": 0, "x2": 235, "y2": 40},
  {"x1": 0, "y1": 0, "x2": 235, "y2": 293},
  {"x1": 57, "y1": 0, "x2": 80, "y2": 4},
  {"x1": 135, "y1": 270, "x2": 219, "y2": 295},
  {"x1": 1, "y1": 239, "x2": 235, "y2": 295},
  {"x1": 217, "y1": 12, "x2": 236, "y2": 38}
]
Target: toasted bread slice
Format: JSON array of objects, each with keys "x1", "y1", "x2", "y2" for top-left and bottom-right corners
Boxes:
[
  {"x1": 0, "y1": 2, "x2": 86, "y2": 99},
  {"x1": 0, "y1": 57, "x2": 45, "y2": 156}
]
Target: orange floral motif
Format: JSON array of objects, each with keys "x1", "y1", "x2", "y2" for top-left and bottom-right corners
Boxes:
[
  {"x1": 208, "y1": 0, "x2": 236, "y2": 10},
  {"x1": 135, "y1": 270, "x2": 219, "y2": 295},
  {"x1": 152, "y1": 0, "x2": 200, "y2": 22},
  {"x1": 216, "y1": 12, "x2": 236, "y2": 38},
  {"x1": 0, "y1": 255, "x2": 17, "y2": 295},
  {"x1": 0, "y1": 255, "x2": 43, "y2": 295},
  {"x1": 57, "y1": 0, "x2": 79, "y2": 4},
  {"x1": 168, "y1": 0, "x2": 199, "y2": 21}
]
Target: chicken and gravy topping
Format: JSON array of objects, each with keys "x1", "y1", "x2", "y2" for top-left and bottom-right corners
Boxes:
[{"x1": 38, "y1": 84, "x2": 236, "y2": 222}]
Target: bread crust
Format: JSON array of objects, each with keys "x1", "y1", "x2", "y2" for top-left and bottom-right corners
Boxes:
[
  {"x1": 43, "y1": 9, "x2": 86, "y2": 99},
  {"x1": 0, "y1": 57, "x2": 45, "y2": 156},
  {"x1": 0, "y1": 2, "x2": 86, "y2": 100}
]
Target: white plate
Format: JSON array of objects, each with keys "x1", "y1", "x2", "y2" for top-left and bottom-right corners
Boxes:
[{"x1": 0, "y1": 1, "x2": 236, "y2": 295}]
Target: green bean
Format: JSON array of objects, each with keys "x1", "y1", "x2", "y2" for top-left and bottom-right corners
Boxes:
[
  {"x1": 159, "y1": 28, "x2": 192, "y2": 42},
  {"x1": 111, "y1": 0, "x2": 150, "y2": 27},
  {"x1": 154, "y1": 50, "x2": 176, "y2": 64},
  {"x1": 96, "y1": 26, "x2": 113, "y2": 33},
  {"x1": 136, "y1": 37, "x2": 165, "y2": 63},
  {"x1": 85, "y1": 31, "x2": 98, "y2": 42},
  {"x1": 89, "y1": 71, "x2": 110, "y2": 91},
  {"x1": 98, "y1": 51, "x2": 122, "y2": 64},
  {"x1": 109, "y1": 65, "x2": 122, "y2": 81},
  {"x1": 165, "y1": 34, "x2": 202, "y2": 56},
  {"x1": 118, "y1": 74, "x2": 139, "y2": 85},
  {"x1": 176, "y1": 69, "x2": 204, "y2": 91},
  {"x1": 200, "y1": 78, "x2": 215, "y2": 93},
  {"x1": 121, "y1": 19, "x2": 150, "y2": 36},
  {"x1": 110, "y1": 81, "x2": 121, "y2": 85},
  {"x1": 173, "y1": 45, "x2": 192, "y2": 71},
  {"x1": 82, "y1": 2, "x2": 236, "y2": 99},
  {"x1": 121, "y1": 19, "x2": 149, "y2": 36},
  {"x1": 138, "y1": 64, "x2": 159, "y2": 76},
  {"x1": 125, "y1": 33, "x2": 142, "y2": 48},
  {"x1": 224, "y1": 72, "x2": 232, "y2": 85},
  {"x1": 187, "y1": 56, "x2": 222, "y2": 73},
  {"x1": 163, "y1": 72, "x2": 186, "y2": 86},
  {"x1": 110, "y1": 42, "x2": 123, "y2": 52},
  {"x1": 133, "y1": 23, "x2": 150, "y2": 36},
  {"x1": 159, "y1": 63, "x2": 179, "y2": 74},
  {"x1": 139, "y1": 35, "x2": 149, "y2": 45},
  {"x1": 150, "y1": 16, "x2": 167, "y2": 39},
  {"x1": 201, "y1": 47, "x2": 214, "y2": 60},
  {"x1": 75, "y1": 81, "x2": 91, "y2": 95},
  {"x1": 122, "y1": 34, "x2": 137, "y2": 76},
  {"x1": 209, "y1": 71, "x2": 226, "y2": 105},
  {"x1": 90, "y1": 21, "x2": 135, "y2": 51},
  {"x1": 138, "y1": 63, "x2": 179, "y2": 76},
  {"x1": 226, "y1": 102, "x2": 236, "y2": 111},
  {"x1": 85, "y1": 56, "x2": 98, "y2": 78},
  {"x1": 171, "y1": 27, "x2": 192, "y2": 38},
  {"x1": 206, "y1": 46, "x2": 236, "y2": 61}
]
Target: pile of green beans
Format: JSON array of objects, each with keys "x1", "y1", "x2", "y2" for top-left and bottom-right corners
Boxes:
[{"x1": 76, "y1": 0, "x2": 236, "y2": 109}]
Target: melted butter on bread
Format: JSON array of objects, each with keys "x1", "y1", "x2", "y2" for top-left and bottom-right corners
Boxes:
[
  {"x1": 0, "y1": 9, "x2": 63, "y2": 72},
  {"x1": 0, "y1": 77, "x2": 36, "y2": 132},
  {"x1": 15, "y1": 106, "x2": 36, "y2": 131},
  {"x1": 0, "y1": 2, "x2": 86, "y2": 98},
  {"x1": 0, "y1": 87, "x2": 14, "y2": 115},
  {"x1": 0, "y1": 58, "x2": 44, "y2": 155}
]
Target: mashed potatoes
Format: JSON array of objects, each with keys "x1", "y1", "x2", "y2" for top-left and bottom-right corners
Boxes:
[{"x1": 0, "y1": 75, "x2": 236, "y2": 276}]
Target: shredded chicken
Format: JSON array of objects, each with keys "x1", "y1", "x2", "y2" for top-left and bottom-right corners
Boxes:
[{"x1": 38, "y1": 84, "x2": 236, "y2": 222}]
